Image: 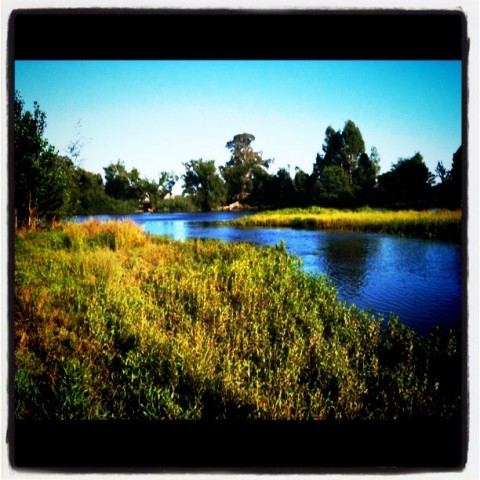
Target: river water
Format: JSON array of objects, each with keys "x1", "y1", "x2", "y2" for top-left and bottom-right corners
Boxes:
[{"x1": 75, "y1": 212, "x2": 463, "y2": 335}]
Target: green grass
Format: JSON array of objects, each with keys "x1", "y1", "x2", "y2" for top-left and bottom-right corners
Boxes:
[
  {"x1": 225, "y1": 207, "x2": 462, "y2": 241},
  {"x1": 14, "y1": 220, "x2": 461, "y2": 420}
]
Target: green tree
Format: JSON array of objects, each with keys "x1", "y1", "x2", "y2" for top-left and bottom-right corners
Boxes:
[
  {"x1": 103, "y1": 160, "x2": 159, "y2": 203},
  {"x1": 341, "y1": 120, "x2": 366, "y2": 184},
  {"x1": 157, "y1": 171, "x2": 179, "y2": 198},
  {"x1": 353, "y1": 147, "x2": 381, "y2": 205},
  {"x1": 448, "y1": 146, "x2": 462, "y2": 208},
  {"x1": 221, "y1": 133, "x2": 273, "y2": 203},
  {"x1": 103, "y1": 160, "x2": 133, "y2": 200},
  {"x1": 313, "y1": 120, "x2": 366, "y2": 187},
  {"x1": 312, "y1": 165, "x2": 353, "y2": 207},
  {"x1": 268, "y1": 167, "x2": 295, "y2": 209},
  {"x1": 319, "y1": 126, "x2": 344, "y2": 169},
  {"x1": 435, "y1": 161, "x2": 448, "y2": 183},
  {"x1": 293, "y1": 167, "x2": 311, "y2": 207},
  {"x1": 182, "y1": 159, "x2": 226, "y2": 211},
  {"x1": 433, "y1": 146, "x2": 462, "y2": 209},
  {"x1": 247, "y1": 168, "x2": 272, "y2": 208},
  {"x1": 14, "y1": 91, "x2": 71, "y2": 228},
  {"x1": 378, "y1": 153, "x2": 435, "y2": 208},
  {"x1": 67, "y1": 166, "x2": 118, "y2": 215}
]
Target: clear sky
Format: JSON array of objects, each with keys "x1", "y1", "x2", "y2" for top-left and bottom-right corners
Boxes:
[{"x1": 14, "y1": 60, "x2": 462, "y2": 194}]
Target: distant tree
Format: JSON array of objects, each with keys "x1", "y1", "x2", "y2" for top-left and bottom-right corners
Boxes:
[
  {"x1": 317, "y1": 126, "x2": 345, "y2": 172},
  {"x1": 182, "y1": 159, "x2": 227, "y2": 211},
  {"x1": 103, "y1": 160, "x2": 159, "y2": 204},
  {"x1": 221, "y1": 133, "x2": 273, "y2": 203},
  {"x1": 67, "y1": 166, "x2": 111, "y2": 215},
  {"x1": 433, "y1": 160, "x2": 449, "y2": 207},
  {"x1": 434, "y1": 146, "x2": 462, "y2": 209},
  {"x1": 448, "y1": 146, "x2": 462, "y2": 208},
  {"x1": 353, "y1": 147, "x2": 381, "y2": 205},
  {"x1": 312, "y1": 165, "x2": 353, "y2": 207},
  {"x1": 270, "y1": 167, "x2": 295, "y2": 208},
  {"x1": 157, "y1": 171, "x2": 179, "y2": 198},
  {"x1": 247, "y1": 168, "x2": 272, "y2": 208},
  {"x1": 135, "y1": 171, "x2": 178, "y2": 212},
  {"x1": 314, "y1": 121, "x2": 366, "y2": 182},
  {"x1": 378, "y1": 152, "x2": 435, "y2": 208},
  {"x1": 341, "y1": 120, "x2": 366, "y2": 185},
  {"x1": 128, "y1": 167, "x2": 142, "y2": 199},
  {"x1": 253, "y1": 167, "x2": 296, "y2": 209},
  {"x1": 293, "y1": 167, "x2": 311, "y2": 207},
  {"x1": 435, "y1": 161, "x2": 448, "y2": 183},
  {"x1": 14, "y1": 91, "x2": 71, "y2": 228},
  {"x1": 104, "y1": 161, "x2": 133, "y2": 200}
]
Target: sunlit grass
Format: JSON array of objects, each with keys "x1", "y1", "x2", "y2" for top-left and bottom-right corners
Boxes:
[
  {"x1": 14, "y1": 220, "x2": 461, "y2": 420},
  {"x1": 226, "y1": 207, "x2": 462, "y2": 241}
]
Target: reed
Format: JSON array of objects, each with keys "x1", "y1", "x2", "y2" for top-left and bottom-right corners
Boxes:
[
  {"x1": 226, "y1": 207, "x2": 462, "y2": 241},
  {"x1": 14, "y1": 220, "x2": 460, "y2": 420}
]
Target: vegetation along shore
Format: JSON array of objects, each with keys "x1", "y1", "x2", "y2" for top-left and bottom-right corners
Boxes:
[
  {"x1": 225, "y1": 207, "x2": 462, "y2": 242},
  {"x1": 14, "y1": 220, "x2": 461, "y2": 420}
]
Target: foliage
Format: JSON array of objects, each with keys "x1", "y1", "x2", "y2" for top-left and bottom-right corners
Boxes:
[
  {"x1": 377, "y1": 153, "x2": 435, "y2": 209},
  {"x1": 227, "y1": 207, "x2": 462, "y2": 242},
  {"x1": 15, "y1": 221, "x2": 460, "y2": 420},
  {"x1": 293, "y1": 167, "x2": 311, "y2": 207},
  {"x1": 68, "y1": 166, "x2": 111, "y2": 215},
  {"x1": 157, "y1": 171, "x2": 179, "y2": 198},
  {"x1": 312, "y1": 165, "x2": 354, "y2": 207},
  {"x1": 314, "y1": 121, "x2": 366, "y2": 184},
  {"x1": 433, "y1": 147, "x2": 462, "y2": 209},
  {"x1": 354, "y1": 148, "x2": 381, "y2": 204},
  {"x1": 341, "y1": 120, "x2": 366, "y2": 184},
  {"x1": 221, "y1": 133, "x2": 273, "y2": 203},
  {"x1": 309, "y1": 121, "x2": 382, "y2": 208},
  {"x1": 182, "y1": 159, "x2": 227, "y2": 211},
  {"x1": 153, "y1": 195, "x2": 199, "y2": 213},
  {"x1": 14, "y1": 91, "x2": 73, "y2": 228},
  {"x1": 250, "y1": 167, "x2": 296, "y2": 209}
]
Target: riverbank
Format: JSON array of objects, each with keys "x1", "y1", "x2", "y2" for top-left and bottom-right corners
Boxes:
[
  {"x1": 224, "y1": 207, "x2": 462, "y2": 241},
  {"x1": 14, "y1": 220, "x2": 460, "y2": 420}
]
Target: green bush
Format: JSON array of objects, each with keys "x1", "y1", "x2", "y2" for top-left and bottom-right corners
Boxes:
[{"x1": 153, "y1": 196, "x2": 198, "y2": 212}]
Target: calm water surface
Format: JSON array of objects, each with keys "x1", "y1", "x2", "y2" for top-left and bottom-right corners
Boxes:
[{"x1": 75, "y1": 212, "x2": 462, "y2": 335}]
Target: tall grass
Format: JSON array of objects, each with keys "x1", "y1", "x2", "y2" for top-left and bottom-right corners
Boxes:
[
  {"x1": 226, "y1": 207, "x2": 462, "y2": 241},
  {"x1": 14, "y1": 220, "x2": 461, "y2": 420}
]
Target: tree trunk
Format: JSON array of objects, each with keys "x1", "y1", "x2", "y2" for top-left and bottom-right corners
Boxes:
[{"x1": 28, "y1": 190, "x2": 37, "y2": 230}]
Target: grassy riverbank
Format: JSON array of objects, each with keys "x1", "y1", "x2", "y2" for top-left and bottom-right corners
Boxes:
[
  {"x1": 225, "y1": 207, "x2": 462, "y2": 241},
  {"x1": 14, "y1": 220, "x2": 460, "y2": 420}
]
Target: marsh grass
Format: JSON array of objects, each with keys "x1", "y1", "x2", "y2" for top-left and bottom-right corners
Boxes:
[
  {"x1": 226, "y1": 207, "x2": 462, "y2": 241},
  {"x1": 14, "y1": 220, "x2": 461, "y2": 420}
]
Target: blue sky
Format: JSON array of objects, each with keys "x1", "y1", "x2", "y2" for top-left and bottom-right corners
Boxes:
[{"x1": 15, "y1": 60, "x2": 462, "y2": 194}]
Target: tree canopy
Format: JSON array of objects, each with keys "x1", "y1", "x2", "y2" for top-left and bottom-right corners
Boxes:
[
  {"x1": 182, "y1": 159, "x2": 227, "y2": 211},
  {"x1": 14, "y1": 91, "x2": 72, "y2": 228},
  {"x1": 378, "y1": 153, "x2": 435, "y2": 209},
  {"x1": 220, "y1": 133, "x2": 273, "y2": 203},
  {"x1": 314, "y1": 120, "x2": 366, "y2": 185}
]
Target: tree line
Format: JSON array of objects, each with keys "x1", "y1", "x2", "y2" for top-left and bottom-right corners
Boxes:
[{"x1": 14, "y1": 92, "x2": 462, "y2": 228}]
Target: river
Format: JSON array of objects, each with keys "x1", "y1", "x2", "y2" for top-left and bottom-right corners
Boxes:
[{"x1": 74, "y1": 211, "x2": 462, "y2": 335}]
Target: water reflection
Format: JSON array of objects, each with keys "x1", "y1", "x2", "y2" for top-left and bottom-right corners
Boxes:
[{"x1": 319, "y1": 234, "x2": 380, "y2": 299}]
